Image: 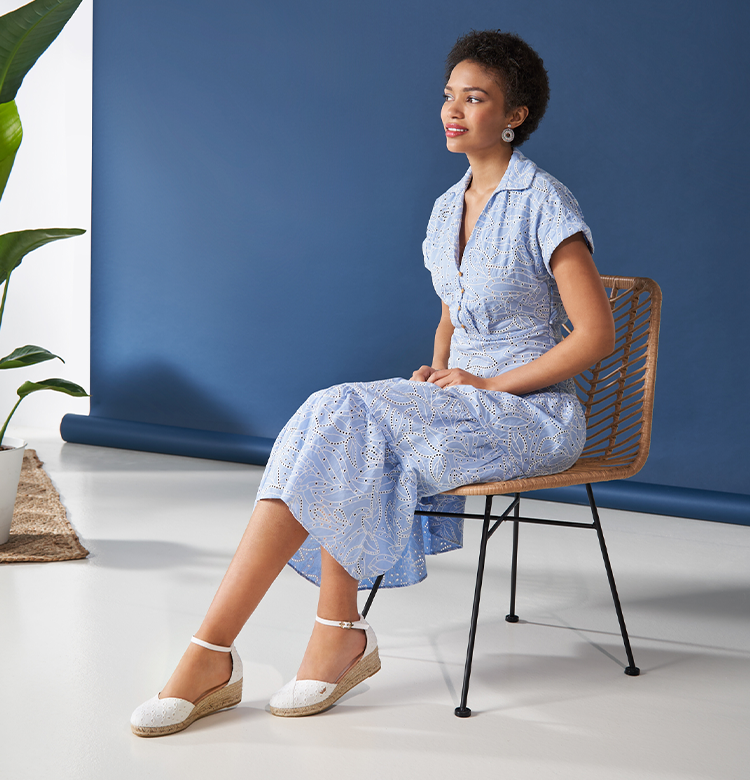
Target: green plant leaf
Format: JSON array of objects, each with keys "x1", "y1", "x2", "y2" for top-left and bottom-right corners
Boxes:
[
  {"x1": 0, "y1": 0, "x2": 83, "y2": 103},
  {"x1": 0, "y1": 227, "x2": 85, "y2": 283},
  {"x1": 1, "y1": 374, "x2": 86, "y2": 441},
  {"x1": 0, "y1": 344, "x2": 62, "y2": 368},
  {"x1": 0, "y1": 99, "x2": 22, "y2": 199},
  {"x1": 17, "y1": 377, "x2": 88, "y2": 398}
]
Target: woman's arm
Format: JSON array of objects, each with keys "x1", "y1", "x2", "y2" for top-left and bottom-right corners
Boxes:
[
  {"x1": 411, "y1": 301, "x2": 454, "y2": 381},
  {"x1": 428, "y1": 234, "x2": 615, "y2": 393}
]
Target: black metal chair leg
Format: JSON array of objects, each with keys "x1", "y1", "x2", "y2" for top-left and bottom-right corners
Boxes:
[
  {"x1": 506, "y1": 493, "x2": 520, "y2": 623},
  {"x1": 361, "y1": 574, "x2": 384, "y2": 619},
  {"x1": 585, "y1": 483, "x2": 640, "y2": 676},
  {"x1": 455, "y1": 495, "x2": 494, "y2": 718}
]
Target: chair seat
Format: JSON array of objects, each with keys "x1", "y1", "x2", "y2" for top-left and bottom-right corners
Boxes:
[{"x1": 443, "y1": 456, "x2": 640, "y2": 496}]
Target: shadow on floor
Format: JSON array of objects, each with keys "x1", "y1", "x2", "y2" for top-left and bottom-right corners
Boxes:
[{"x1": 83, "y1": 538, "x2": 233, "y2": 570}]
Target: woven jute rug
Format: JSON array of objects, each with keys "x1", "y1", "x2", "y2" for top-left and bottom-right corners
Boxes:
[{"x1": 0, "y1": 449, "x2": 89, "y2": 563}]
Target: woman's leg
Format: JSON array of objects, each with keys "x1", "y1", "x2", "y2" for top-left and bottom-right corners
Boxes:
[
  {"x1": 159, "y1": 498, "x2": 307, "y2": 702},
  {"x1": 157, "y1": 500, "x2": 367, "y2": 703},
  {"x1": 295, "y1": 548, "x2": 366, "y2": 683}
]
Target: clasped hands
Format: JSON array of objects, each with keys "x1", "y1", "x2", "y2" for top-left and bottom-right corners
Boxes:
[{"x1": 410, "y1": 365, "x2": 489, "y2": 390}]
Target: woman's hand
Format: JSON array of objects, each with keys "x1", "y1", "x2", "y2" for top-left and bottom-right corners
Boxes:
[
  {"x1": 410, "y1": 366, "x2": 489, "y2": 390},
  {"x1": 426, "y1": 368, "x2": 487, "y2": 389},
  {"x1": 410, "y1": 365, "x2": 438, "y2": 382}
]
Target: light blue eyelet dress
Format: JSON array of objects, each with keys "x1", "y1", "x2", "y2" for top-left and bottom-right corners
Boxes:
[{"x1": 256, "y1": 150, "x2": 592, "y2": 590}]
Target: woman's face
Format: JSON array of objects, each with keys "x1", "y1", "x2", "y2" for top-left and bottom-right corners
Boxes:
[{"x1": 441, "y1": 59, "x2": 512, "y2": 155}]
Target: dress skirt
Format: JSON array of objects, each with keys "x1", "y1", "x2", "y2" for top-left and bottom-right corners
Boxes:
[{"x1": 256, "y1": 377, "x2": 585, "y2": 590}]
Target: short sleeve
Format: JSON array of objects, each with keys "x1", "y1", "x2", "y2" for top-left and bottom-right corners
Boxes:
[{"x1": 535, "y1": 182, "x2": 594, "y2": 276}]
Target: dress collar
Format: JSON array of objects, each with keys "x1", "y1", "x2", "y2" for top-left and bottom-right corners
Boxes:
[{"x1": 451, "y1": 149, "x2": 535, "y2": 199}]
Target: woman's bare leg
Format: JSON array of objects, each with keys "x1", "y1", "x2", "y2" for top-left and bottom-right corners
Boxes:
[
  {"x1": 159, "y1": 498, "x2": 307, "y2": 703},
  {"x1": 295, "y1": 548, "x2": 366, "y2": 683},
  {"x1": 157, "y1": 500, "x2": 369, "y2": 702}
]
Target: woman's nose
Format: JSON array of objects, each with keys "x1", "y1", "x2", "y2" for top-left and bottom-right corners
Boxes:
[{"x1": 444, "y1": 103, "x2": 463, "y2": 120}]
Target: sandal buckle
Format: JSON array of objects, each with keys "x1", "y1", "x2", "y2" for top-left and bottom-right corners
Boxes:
[{"x1": 339, "y1": 621, "x2": 353, "y2": 629}]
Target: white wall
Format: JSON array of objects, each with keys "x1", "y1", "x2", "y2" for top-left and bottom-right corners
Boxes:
[{"x1": 0, "y1": 0, "x2": 92, "y2": 436}]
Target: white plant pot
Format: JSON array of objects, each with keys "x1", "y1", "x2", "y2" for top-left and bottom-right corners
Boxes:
[{"x1": 0, "y1": 436, "x2": 27, "y2": 545}]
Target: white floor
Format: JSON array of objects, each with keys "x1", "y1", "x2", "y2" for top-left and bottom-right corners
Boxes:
[{"x1": 2, "y1": 428, "x2": 749, "y2": 780}]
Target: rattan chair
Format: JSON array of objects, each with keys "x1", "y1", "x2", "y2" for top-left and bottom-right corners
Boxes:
[{"x1": 362, "y1": 275, "x2": 662, "y2": 717}]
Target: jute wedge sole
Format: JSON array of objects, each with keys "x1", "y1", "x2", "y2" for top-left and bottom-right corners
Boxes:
[
  {"x1": 269, "y1": 614, "x2": 381, "y2": 717},
  {"x1": 131, "y1": 679, "x2": 243, "y2": 737}
]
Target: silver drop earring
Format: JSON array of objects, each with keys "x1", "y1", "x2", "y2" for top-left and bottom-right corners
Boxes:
[{"x1": 502, "y1": 124, "x2": 515, "y2": 143}]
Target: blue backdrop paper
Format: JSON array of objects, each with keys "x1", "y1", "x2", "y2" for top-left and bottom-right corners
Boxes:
[{"x1": 68, "y1": 0, "x2": 750, "y2": 498}]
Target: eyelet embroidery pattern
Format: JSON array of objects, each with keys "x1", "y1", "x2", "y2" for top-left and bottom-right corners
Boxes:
[{"x1": 131, "y1": 695, "x2": 193, "y2": 727}]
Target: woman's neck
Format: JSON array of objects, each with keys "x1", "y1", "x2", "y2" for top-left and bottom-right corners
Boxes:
[{"x1": 465, "y1": 146, "x2": 514, "y2": 196}]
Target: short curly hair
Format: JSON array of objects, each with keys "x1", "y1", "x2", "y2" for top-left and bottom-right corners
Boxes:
[{"x1": 445, "y1": 30, "x2": 550, "y2": 147}]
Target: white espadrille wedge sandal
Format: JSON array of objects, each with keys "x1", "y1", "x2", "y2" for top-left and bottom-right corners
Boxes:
[
  {"x1": 269, "y1": 614, "x2": 380, "y2": 717},
  {"x1": 130, "y1": 637, "x2": 243, "y2": 737}
]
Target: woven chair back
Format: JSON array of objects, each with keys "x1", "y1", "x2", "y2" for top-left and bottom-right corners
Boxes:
[
  {"x1": 444, "y1": 274, "x2": 662, "y2": 497},
  {"x1": 571, "y1": 276, "x2": 662, "y2": 477}
]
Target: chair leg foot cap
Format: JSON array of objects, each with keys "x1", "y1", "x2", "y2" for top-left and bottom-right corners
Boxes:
[
  {"x1": 625, "y1": 666, "x2": 640, "y2": 676},
  {"x1": 454, "y1": 707, "x2": 472, "y2": 718},
  {"x1": 505, "y1": 614, "x2": 519, "y2": 623}
]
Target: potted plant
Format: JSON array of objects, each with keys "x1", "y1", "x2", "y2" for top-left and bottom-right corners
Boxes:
[{"x1": 0, "y1": 0, "x2": 87, "y2": 545}]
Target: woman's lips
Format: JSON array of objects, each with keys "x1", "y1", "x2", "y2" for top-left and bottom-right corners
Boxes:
[{"x1": 445, "y1": 125, "x2": 468, "y2": 138}]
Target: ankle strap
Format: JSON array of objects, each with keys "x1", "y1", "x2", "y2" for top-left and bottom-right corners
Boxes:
[
  {"x1": 191, "y1": 636, "x2": 232, "y2": 652},
  {"x1": 315, "y1": 614, "x2": 369, "y2": 630}
]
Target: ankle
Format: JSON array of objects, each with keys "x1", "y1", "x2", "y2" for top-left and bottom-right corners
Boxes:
[
  {"x1": 316, "y1": 613, "x2": 361, "y2": 625},
  {"x1": 193, "y1": 627, "x2": 235, "y2": 648},
  {"x1": 192, "y1": 635, "x2": 233, "y2": 652}
]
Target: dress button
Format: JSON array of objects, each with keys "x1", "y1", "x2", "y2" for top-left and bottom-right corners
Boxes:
[
  {"x1": 458, "y1": 271, "x2": 463, "y2": 276},
  {"x1": 461, "y1": 288, "x2": 465, "y2": 293}
]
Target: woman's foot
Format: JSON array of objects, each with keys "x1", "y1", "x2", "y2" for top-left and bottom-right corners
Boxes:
[
  {"x1": 269, "y1": 614, "x2": 380, "y2": 717},
  {"x1": 158, "y1": 641, "x2": 233, "y2": 703},
  {"x1": 131, "y1": 638, "x2": 243, "y2": 737},
  {"x1": 296, "y1": 618, "x2": 367, "y2": 683}
]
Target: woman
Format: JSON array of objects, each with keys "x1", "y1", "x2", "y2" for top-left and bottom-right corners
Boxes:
[{"x1": 130, "y1": 29, "x2": 614, "y2": 736}]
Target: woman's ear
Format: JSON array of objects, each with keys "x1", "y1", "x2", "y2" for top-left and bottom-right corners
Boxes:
[{"x1": 509, "y1": 105, "x2": 530, "y2": 129}]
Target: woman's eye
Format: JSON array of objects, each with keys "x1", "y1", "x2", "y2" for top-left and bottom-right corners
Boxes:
[
  {"x1": 467, "y1": 96, "x2": 481, "y2": 103},
  {"x1": 443, "y1": 93, "x2": 452, "y2": 102}
]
